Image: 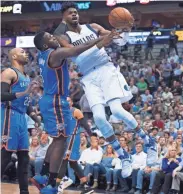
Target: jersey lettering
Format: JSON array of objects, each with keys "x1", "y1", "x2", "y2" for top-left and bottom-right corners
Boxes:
[
  {"x1": 39, "y1": 58, "x2": 46, "y2": 66},
  {"x1": 72, "y1": 34, "x2": 96, "y2": 46}
]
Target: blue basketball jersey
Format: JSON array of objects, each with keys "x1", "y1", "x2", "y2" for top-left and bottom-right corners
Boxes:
[
  {"x1": 38, "y1": 49, "x2": 69, "y2": 97},
  {"x1": 2, "y1": 67, "x2": 30, "y2": 113}
]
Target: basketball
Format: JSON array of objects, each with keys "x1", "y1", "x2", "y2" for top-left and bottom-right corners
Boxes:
[{"x1": 108, "y1": 7, "x2": 134, "y2": 29}]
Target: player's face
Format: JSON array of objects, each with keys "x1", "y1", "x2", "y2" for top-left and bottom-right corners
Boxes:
[
  {"x1": 44, "y1": 32, "x2": 60, "y2": 49},
  {"x1": 14, "y1": 48, "x2": 29, "y2": 65},
  {"x1": 63, "y1": 8, "x2": 79, "y2": 26}
]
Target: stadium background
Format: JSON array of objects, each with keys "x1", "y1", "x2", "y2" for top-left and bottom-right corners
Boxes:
[{"x1": 1, "y1": 0, "x2": 183, "y2": 194}]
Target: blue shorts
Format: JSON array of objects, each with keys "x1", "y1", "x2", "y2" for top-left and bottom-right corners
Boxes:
[
  {"x1": 1, "y1": 107, "x2": 29, "y2": 151},
  {"x1": 39, "y1": 94, "x2": 73, "y2": 137}
]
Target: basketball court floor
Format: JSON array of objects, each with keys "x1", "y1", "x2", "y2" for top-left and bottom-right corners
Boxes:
[{"x1": 1, "y1": 183, "x2": 107, "y2": 194}]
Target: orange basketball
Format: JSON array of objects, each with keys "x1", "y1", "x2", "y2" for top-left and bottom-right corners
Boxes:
[{"x1": 109, "y1": 7, "x2": 134, "y2": 29}]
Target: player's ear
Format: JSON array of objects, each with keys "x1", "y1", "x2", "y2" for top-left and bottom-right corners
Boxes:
[
  {"x1": 43, "y1": 44, "x2": 48, "y2": 49},
  {"x1": 12, "y1": 54, "x2": 17, "y2": 60}
]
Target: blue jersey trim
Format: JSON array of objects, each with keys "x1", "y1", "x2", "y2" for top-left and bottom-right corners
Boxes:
[{"x1": 86, "y1": 24, "x2": 99, "y2": 37}]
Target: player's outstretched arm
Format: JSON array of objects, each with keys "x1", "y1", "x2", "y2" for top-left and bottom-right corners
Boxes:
[
  {"x1": 50, "y1": 31, "x2": 118, "y2": 68},
  {"x1": 90, "y1": 23, "x2": 111, "y2": 36},
  {"x1": 49, "y1": 36, "x2": 103, "y2": 68}
]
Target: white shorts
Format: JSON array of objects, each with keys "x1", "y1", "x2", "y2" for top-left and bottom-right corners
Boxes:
[{"x1": 81, "y1": 62, "x2": 133, "y2": 108}]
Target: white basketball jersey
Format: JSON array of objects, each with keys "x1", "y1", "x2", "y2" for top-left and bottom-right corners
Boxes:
[{"x1": 66, "y1": 24, "x2": 110, "y2": 75}]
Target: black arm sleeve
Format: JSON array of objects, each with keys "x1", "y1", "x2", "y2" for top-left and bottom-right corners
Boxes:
[
  {"x1": 79, "y1": 117, "x2": 92, "y2": 136},
  {"x1": 53, "y1": 22, "x2": 69, "y2": 36},
  {"x1": 1, "y1": 82, "x2": 17, "y2": 102}
]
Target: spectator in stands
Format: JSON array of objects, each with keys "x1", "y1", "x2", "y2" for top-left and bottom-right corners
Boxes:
[
  {"x1": 80, "y1": 136, "x2": 88, "y2": 154},
  {"x1": 141, "y1": 90, "x2": 153, "y2": 103},
  {"x1": 69, "y1": 67, "x2": 78, "y2": 79},
  {"x1": 98, "y1": 145, "x2": 119, "y2": 191},
  {"x1": 28, "y1": 137, "x2": 40, "y2": 179},
  {"x1": 152, "y1": 64, "x2": 162, "y2": 89},
  {"x1": 158, "y1": 137, "x2": 168, "y2": 158},
  {"x1": 69, "y1": 78, "x2": 83, "y2": 108},
  {"x1": 29, "y1": 128, "x2": 38, "y2": 143},
  {"x1": 135, "y1": 144, "x2": 162, "y2": 194},
  {"x1": 119, "y1": 136, "x2": 127, "y2": 149},
  {"x1": 28, "y1": 134, "x2": 49, "y2": 178},
  {"x1": 168, "y1": 30, "x2": 179, "y2": 56},
  {"x1": 98, "y1": 136, "x2": 108, "y2": 151},
  {"x1": 137, "y1": 77, "x2": 148, "y2": 94},
  {"x1": 151, "y1": 146, "x2": 181, "y2": 194},
  {"x1": 78, "y1": 133, "x2": 103, "y2": 189},
  {"x1": 152, "y1": 113, "x2": 165, "y2": 130},
  {"x1": 161, "y1": 59, "x2": 172, "y2": 87},
  {"x1": 145, "y1": 30, "x2": 155, "y2": 60},
  {"x1": 166, "y1": 114, "x2": 180, "y2": 130},
  {"x1": 128, "y1": 142, "x2": 147, "y2": 194},
  {"x1": 146, "y1": 71, "x2": 156, "y2": 93},
  {"x1": 129, "y1": 80, "x2": 139, "y2": 103},
  {"x1": 168, "y1": 52, "x2": 179, "y2": 64},
  {"x1": 171, "y1": 81, "x2": 182, "y2": 100},
  {"x1": 171, "y1": 158, "x2": 183, "y2": 194}
]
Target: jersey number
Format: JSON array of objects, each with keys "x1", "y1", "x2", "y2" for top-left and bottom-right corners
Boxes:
[{"x1": 24, "y1": 97, "x2": 31, "y2": 106}]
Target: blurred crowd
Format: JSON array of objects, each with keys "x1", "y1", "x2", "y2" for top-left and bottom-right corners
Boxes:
[{"x1": 1, "y1": 41, "x2": 183, "y2": 193}]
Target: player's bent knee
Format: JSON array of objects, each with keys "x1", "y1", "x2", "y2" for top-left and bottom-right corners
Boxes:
[{"x1": 93, "y1": 113, "x2": 107, "y2": 126}]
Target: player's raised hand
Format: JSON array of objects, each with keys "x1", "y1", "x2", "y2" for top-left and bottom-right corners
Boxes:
[
  {"x1": 25, "y1": 81, "x2": 40, "y2": 94},
  {"x1": 97, "y1": 30, "x2": 119, "y2": 48}
]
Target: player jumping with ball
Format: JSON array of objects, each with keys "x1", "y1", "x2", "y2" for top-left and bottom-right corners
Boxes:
[{"x1": 53, "y1": 2, "x2": 148, "y2": 178}]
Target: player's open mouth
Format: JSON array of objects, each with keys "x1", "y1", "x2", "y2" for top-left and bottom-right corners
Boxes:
[{"x1": 72, "y1": 17, "x2": 78, "y2": 21}]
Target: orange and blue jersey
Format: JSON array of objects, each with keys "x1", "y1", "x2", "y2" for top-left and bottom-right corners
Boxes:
[
  {"x1": 1, "y1": 67, "x2": 30, "y2": 151},
  {"x1": 38, "y1": 49, "x2": 73, "y2": 137}
]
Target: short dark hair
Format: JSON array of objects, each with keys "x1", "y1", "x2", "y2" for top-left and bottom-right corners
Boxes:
[
  {"x1": 91, "y1": 133, "x2": 98, "y2": 138},
  {"x1": 34, "y1": 31, "x2": 46, "y2": 51},
  {"x1": 135, "y1": 142, "x2": 143, "y2": 146},
  {"x1": 61, "y1": 1, "x2": 78, "y2": 14}
]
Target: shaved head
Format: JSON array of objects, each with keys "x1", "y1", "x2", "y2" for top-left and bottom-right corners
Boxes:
[{"x1": 8, "y1": 48, "x2": 29, "y2": 65}]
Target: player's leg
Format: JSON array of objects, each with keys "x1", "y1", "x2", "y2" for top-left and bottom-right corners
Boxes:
[
  {"x1": 17, "y1": 114, "x2": 30, "y2": 194},
  {"x1": 1, "y1": 107, "x2": 16, "y2": 175},
  {"x1": 47, "y1": 135, "x2": 67, "y2": 187},
  {"x1": 17, "y1": 151, "x2": 29, "y2": 194},
  {"x1": 57, "y1": 159, "x2": 73, "y2": 194},
  {"x1": 92, "y1": 104, "x2": 128, "y2": 159},
  {"x1": 40, "y1": 140, "x2": 55, "y2": 176},
  {"x1": 1, "y1": 148, "x2": 12, "y2": 176},
  {"x1": 30, "y1": 142, "x2": 54, "y2": 189},
  {"x1": 69, "y1": 161, "x2": 94, "y2": 194},
  {"x1": 57, "y1": 159, "x2": 68, "y2": 181},
  {"x1": 108, "y1": 98, "x2": 138, "y2": 130}
]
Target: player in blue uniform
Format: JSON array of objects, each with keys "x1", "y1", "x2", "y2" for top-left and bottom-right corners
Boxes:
[
  {"x1": 1, "y1": 48, "x2": 41, "y2": 194},
  {"x1": 57, "y1": 97, "x2": 93, "y2": 194},
  {"x1": 32, "y1": 31, "x2": 116, "y2": 194}
]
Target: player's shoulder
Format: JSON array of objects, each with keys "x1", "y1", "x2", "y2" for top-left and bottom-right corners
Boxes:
[
  {"x1": 1, "y1": 67, "x2": 18, "y2": 83},
  {"x1": 1, "y1": 67, "x2": 17, "y2": 76}
]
